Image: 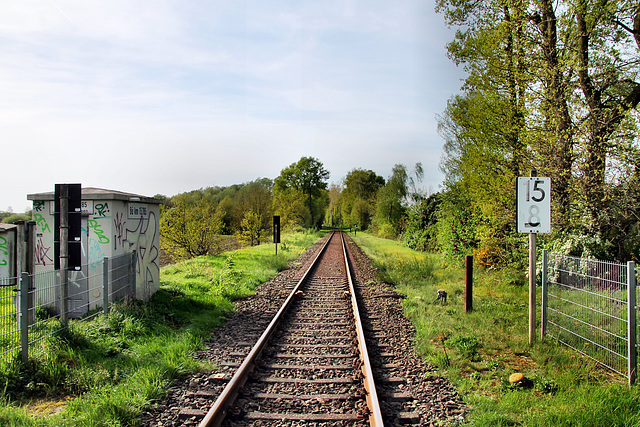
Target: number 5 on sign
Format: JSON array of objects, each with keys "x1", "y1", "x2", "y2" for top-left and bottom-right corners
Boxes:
[{"x1": 517, "y1": 177, "x2": 551, "y2": 233}]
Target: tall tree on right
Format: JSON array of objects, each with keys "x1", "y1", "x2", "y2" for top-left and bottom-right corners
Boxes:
[{"x1": 437, "y1": 0, "x2": 640, "y2": 262}]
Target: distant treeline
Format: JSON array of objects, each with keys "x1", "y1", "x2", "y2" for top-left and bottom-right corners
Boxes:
[
  {"x1": 0, "y1": 211, "x2": 32, "y2": 224},
  {"x1": 158, "y1": 156, "x2": 434, "y2": 262}
]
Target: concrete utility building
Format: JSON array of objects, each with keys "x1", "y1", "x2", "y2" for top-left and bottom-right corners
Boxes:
[{"x1": 27, "y1": 187, "x2": 161, "y2": 307}]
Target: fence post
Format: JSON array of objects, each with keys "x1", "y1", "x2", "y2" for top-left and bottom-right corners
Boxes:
[
  {"x1": 628, "y1": 261, "x2": 637, "y2": 385},
  {"x1": 19, "y1": 273, "x2": 30, "y2": 364},
  {"x1": 464, "y1": 255, "x2": 473, "y2": 313},
  {"x1": 130, "y1": 250, "x2": 137, "y2": 300},
  {"x1": 541, "y1": 250, "x2": 548, "y2": 339},
  {"x1": 103, "y1": 257, "x2": 109, "y2": 316}
]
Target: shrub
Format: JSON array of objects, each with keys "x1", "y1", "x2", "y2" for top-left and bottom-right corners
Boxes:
[{"x1": 377, "y1": 222, "x2": 397, "y2": 240}]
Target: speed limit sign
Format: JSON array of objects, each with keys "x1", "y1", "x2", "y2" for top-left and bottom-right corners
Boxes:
[{"x1": 517, "y1": 177, "x2": 551, "y2": 233}]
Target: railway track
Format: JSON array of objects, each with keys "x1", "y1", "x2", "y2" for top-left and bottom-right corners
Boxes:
[
  {"x1": 143, "y1": 232, "x2": 467, "y2": 426},
  {"x1": 200, "y1": 230, "x2": 382, "y2": 426}
]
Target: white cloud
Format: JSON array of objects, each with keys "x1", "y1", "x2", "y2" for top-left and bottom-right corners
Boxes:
[{"x1": 0, "y1": 0, "x2": 463, "y2": 211}]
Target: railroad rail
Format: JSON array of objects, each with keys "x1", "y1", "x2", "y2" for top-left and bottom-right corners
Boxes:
[{"x1": 198, "y1": 230, "x2": 384, "y2": 426}]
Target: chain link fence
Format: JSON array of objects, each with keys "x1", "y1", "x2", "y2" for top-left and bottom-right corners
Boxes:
[
  {"x1": 541, "y1": 250, "x2": 637, "y2": 384},
  {"x1": 0, "y1": 252, "x2": 136, "y2": 365}
]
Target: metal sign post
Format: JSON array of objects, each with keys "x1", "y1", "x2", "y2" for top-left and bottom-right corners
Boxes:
[
  {"x1": 517, "y1": 172, "x2": 551, "y2": 344},
  {"x1": 273, "y1": 216, "x2": 281, "y2": 255}
]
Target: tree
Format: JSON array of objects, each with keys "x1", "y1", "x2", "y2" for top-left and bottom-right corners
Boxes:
[
  {"x1": 273, "y1": 188, "x2": 310, "y2": 230},
  {"x1": 235, "y1": 178, "x2": 273, "y2": 233},
  {"x1": 214, "y1": 196, "x2": 236, "y2": 235},
  {"x1": 325, "y1": 183, "x2": 343, "y2": 227},
  {"x1": 339, "y1": 169, "x2": 385, "y2": 230},
  {"x1": 274, "y1": 157, "x2": 330, "y2": 228},
  {"x1": 572, "y1": 0, "x2": 640, "y2": 228},
  {"x1": 239, "y1": 210, "x2": 262, "y2": 246},
  {"x1": 373, "y1": 163, "x2": 423, "y2": 235},
  {"x1": 437, "y1": 0, "x2": 640, "y2": 262},
  {"x1": 403, "y1": 192, "x2": 442, "y2": 252},
  {"x1": 160, "y1": 200, "x2": 223, "y2": 260}
]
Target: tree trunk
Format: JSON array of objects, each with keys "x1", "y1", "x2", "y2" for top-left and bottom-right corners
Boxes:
[{"x1": 536, "y1": 0, "x2": 574, "y2": 230}]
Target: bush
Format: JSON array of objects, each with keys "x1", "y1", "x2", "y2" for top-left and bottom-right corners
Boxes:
[
  {"x1": 403, "y1": 194, "x2": 441, "y2": 252},
  {"x1": 376, "y1": 222, "x2": 397, "y2": 240}
]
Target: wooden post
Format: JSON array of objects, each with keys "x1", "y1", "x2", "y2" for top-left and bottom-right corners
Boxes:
[
  {"x1": 529, "y1": 232, "x2": 537, "y2": 345},
  {"x1": 528, "y1": 169, "x2": 537, "y2": 345},
  {"x1": 465, "y1": 255, "x2": 473, "y2": 313},
  {"x1": 541, "y1": 250, "x2": 548, "y2": 339}
]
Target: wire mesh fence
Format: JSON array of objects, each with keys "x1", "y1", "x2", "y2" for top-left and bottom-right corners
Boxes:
[
  {"x1": 541, "y1": 251, "x2": 637, "y2": 383},
  {"x1": 0, "y1": 276, "x2": 19, "y2": 362},
  {"x1": 0, "y1": 252, "x2": 136, "y2": 365}
]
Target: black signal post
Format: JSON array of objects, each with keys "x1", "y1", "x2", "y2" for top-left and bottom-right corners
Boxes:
[{"x1": 273, "y1": 216, "x2": 281, "y2": 255}]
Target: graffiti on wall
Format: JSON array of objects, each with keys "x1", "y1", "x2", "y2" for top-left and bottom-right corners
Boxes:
[
  {"x1": 123, "y1": 211, "x2": 159, "y2": 297},
  {"x1": 87, "y1": 237, "x2": 106, "y2": 266},
  {"x1": 35, "y1": 236, "x2": 53, "y2": 266},
  {"x1": 33, "y1": 201, "x2": 45, "y2": 213},
  {"x1": 94, "y1": 202, "x2": 110, "y2": 219},
  {"x1": 113, "y1": 212, "x2": 126, "y2": 250},
  {"x1": 33, "y1": 214, "x2": 51, "y2": 233},
  {"x1": 88, "y1": 219, "x2": 110, "y2": 245},
  {"x1": 0, "y1": 234, "x2": 10, "y2": 279},
  {"x1": 0, "y1": 235, "x2": 8, "y2": 267}
]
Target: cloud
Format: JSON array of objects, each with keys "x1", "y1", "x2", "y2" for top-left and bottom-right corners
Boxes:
[{"x1": 0, "y1": 0, "x2": 463, "y2": 211}]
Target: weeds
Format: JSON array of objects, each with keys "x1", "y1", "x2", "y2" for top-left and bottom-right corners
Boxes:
[
  {"x1": 0, "y1": 230, "x2": 324, "y2": 425},
  {"x1": 353, "y1": 232, "x2": 640, "y2": 426},
  {"x1": 447, "y1": 334, "x2": 481, "y2": 360}
]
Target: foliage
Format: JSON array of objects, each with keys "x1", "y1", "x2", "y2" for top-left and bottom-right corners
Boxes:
[
  {"x1": 160, "y1": 200, "x2": 223, "y2": 260},
  {"x1": 337, "y1": 168, "x2": 385, "y2": 230},
  {"x1": 274, "y1": 157, "x2": 330, "y2": 228},
  {"x1": 354, "y1": 232, "x2": 640, "y2": 427},
  {"x1": 325, "y1": 183, "x2": 343, "y2": 227},
  {"x1": 0, "y1": 230, "x2": 322, "y2": 425},
  {"x1": 238, "y1": 210, "x2": 262, "y2": 246},
  {"x1": 235, "y1": 178, "x2": 273, "y2": 232},
  {"x1": 373, "y1": 163, "x2": 424, "y2": 237},
  {"x1": 403, "y1": 193, "x2": 441, "y2": 252},
  {"x1": 436, "y1": 190, "x2": 480, "y2": 260},
  {"x1": 0, "y1": 211, "x2": 32, "y2": 224},
  {"x1": 273, "y1": 188, "x2": 311, "y2": 231},
  {"x1": 435, "y1": 0, "x2": 640, "y2": 263}
]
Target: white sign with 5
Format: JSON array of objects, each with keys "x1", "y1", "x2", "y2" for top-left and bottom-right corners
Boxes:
[{"x1": 517, "y1": 177, "x2": 551, "y2": 233}]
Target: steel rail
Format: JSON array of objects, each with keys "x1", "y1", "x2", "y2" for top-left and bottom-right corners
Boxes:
[
  {"x1": 198, "y1": 231, "x2": 335, "y2": 427},
  {"x1": 342, "y1": 233, "x2": 385, "y2": 426}
]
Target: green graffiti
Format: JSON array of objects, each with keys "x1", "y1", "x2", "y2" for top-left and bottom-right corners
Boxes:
[{"x1": 33, "y1": 214, "x2": 51, "y2": 233}]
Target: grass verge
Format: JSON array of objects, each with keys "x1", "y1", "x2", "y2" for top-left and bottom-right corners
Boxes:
[
  {"x1": 0, "y1": 230, "x2": 323, "y2": 426},
  {"x1": 352, "y1": 232, "x2": 640, "y2": 426}
]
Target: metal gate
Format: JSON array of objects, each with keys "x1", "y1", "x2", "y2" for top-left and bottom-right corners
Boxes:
[{"x1": 541, "y1": 250, "x2": 637, "y2": 384}]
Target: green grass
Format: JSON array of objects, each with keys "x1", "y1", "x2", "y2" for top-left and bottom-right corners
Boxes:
[
  {"x1": 352, "y1": 232, "x2": 640, "y2": 426},
  {"x1": 6, "y1": 228, "x2": 638, "y2": 426},
  {"x1": 0, "y1": 230, "x2": 324, "y2": 426}
]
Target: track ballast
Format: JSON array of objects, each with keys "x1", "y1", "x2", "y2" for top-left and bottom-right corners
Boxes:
[{"x1": 142, "y1": 232, "x2": 467, "y2": 426}]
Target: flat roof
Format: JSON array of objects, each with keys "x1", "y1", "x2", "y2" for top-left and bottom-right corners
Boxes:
[{"x1": 27, "y1": 187, "x2": 161, "y2": 204}]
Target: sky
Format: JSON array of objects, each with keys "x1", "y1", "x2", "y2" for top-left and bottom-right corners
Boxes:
[{"x1": 1, "y1": 0, "x2": 464, "y2": 212}]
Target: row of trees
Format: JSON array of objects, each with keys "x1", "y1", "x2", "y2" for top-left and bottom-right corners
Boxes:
[
  {"x1": 429, "y1": 0, "x2": 640, "y2": 264},
  {"x1": 159, "y1": 156, "x2": 432, "y2": 261},
  {"x1": 160, "y1": 157, "x2": 334, "y2": 260}
]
